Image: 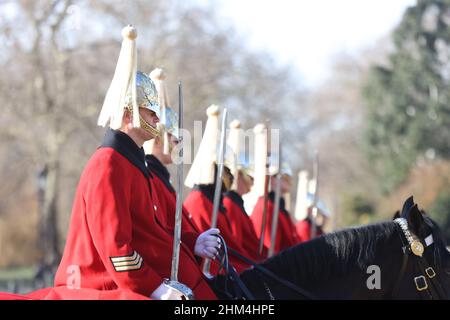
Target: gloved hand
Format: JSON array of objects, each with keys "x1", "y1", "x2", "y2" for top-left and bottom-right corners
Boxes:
[
  {"x1": 150, "y1": 281, "x2": 184, "y2": 300},
  {"x1": 194, "y1": 228, "x2": 221, "y2": 259}
]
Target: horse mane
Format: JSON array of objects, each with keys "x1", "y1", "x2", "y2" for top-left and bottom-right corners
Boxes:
[{"x1": 265, "y1": 221, "x2": 399, "y2": 285}]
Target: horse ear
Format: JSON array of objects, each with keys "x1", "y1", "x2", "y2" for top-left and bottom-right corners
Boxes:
[
  {"x1": 393, "y1": 210, "x2": 400, "y2": 220},
  {"x1": 400, "y1": 196, "x2": 414, "y2": 218},
  {"x1": 406, "y1": 204, "x2": 428, "y2": 238}
]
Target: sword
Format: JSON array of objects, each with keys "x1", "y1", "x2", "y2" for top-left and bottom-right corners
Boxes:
[
  {"x1": 258, "y1": 120, "x2": 271, "y2": 256},
  {"x1": 310, "y1": 150, "x2": 319, "y2": 239},
  {"x1": 170, "y1": 82, "x2": 184, "y2": 282},
  {"x1": 268, "y1": 143, "x2": 282, "y2": 258},
  {"x1": 163, "y1": 81, "x2": 194, "y2": 300},
  {"x1": 202, "y1": 108, "x2": 228, "y2": 278}
]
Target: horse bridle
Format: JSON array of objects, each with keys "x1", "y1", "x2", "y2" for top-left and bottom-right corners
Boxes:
[
  {"x1": 211, "y1": 235, "x2": 256, "y2": 300},
  {"x1": 391, "y1": 218, "x2": 448, "y2": 299}
]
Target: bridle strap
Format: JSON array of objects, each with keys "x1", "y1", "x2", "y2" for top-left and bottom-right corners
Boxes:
[
  {"x1": 227, "y1": 265, "x2": 256, "y2": 300},
  {"x1": 213, "y1": 235, "x2": 255, "y2": 300},
  {"x1": 392, "y1": 219, "x2": 447, "y2": 300},
  {"x1": 416, "y1": 257, "x2": 447, "y2": 299}
]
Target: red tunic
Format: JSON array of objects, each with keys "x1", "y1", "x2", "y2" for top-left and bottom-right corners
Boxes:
[
  {"x1": 296, "y1": 218, "x2": 324, "y2": 243},
  {"x1": 183, "y1": 186, "x2": 250, "y2": 273},
  {"x1": 222, "y1": 191, "x2": 266, "y2": 262},
  {"x1": 0, "y1": 287, "x2": 150, "y2": 300},
  {"x1": 52, "y1": 129, "x2": 216, "y2": 300},
  {"x1": 145, "y1": 155, "x2": 201, "y2": 235},
  {"x1": 250, "y1": 192, "x2": 300, "y2": 256},
  {"x1": 0, "y1": 292, "x2": 32, "y2": 300},
  {"x1": 30, "y1": 287, "x2": 149, "y2": 300}
]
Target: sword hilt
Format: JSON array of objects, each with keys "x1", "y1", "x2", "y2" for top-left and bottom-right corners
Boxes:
[{"x1": 163, "y1": 279, "x2": 195, "y2": 300}]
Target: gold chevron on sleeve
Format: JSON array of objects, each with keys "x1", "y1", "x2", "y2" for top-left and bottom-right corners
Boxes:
[
  {"x1": 110, "y1": 251, "x2": 143, "y2": 272},
  {"x1": 111, "y1": 251, "x2": 138, "y2": 263}
]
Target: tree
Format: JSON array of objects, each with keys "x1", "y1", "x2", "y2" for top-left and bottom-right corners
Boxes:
[
  {"x1": 292, "y1": 53, "x2": 384, "y2": 229},
  {"x1": 429, "y1": 189, "x2": 450, "y2": 244},
  {"x1": 363, "y1": 0, "x2": 450, "y2": 192},
  {"x1": 0, "y1": 0, "x2": 78, "y2": 269}
]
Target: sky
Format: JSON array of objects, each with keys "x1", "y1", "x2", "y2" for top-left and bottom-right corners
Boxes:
[{"x1": 212, "y1": 0, "x2": 417, "y2": 88}]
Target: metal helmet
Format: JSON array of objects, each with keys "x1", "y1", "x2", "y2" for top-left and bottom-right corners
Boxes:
[
  {"x1": 165, "y1": 107, "x2": 179, "y2": 139},
  {"x1": 268, "y1": 152, "x2": 293, "y2": 177},
  {"x1": 126, "y1": 71, "x2": 160, "y2": 118},
  {"x1": 306, "y1": 193, "x2": 331, "y2": 217},
  {"x1": 237, "y1": 153, "x2": 254, "y2": 178}
]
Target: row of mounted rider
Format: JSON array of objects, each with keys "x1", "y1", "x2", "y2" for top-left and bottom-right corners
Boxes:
[{"x1": 0, "y1": 25, "x2": 448, "y2": 300}]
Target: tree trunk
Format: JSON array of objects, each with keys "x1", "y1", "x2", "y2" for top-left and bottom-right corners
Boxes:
[{"x1": 37, "y1": 135, "x2": 62, "y2": 268}]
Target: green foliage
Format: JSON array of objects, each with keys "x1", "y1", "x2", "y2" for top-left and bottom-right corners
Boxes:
[
  {"x1": 363, "y1": 0, "x2": 450, "y2": 192},
  {"x1": 428, "y1": 189, "x2": 450, "y2": 245},
  {"x1": 340, "y1": 193, "x2": 376, "y2": 227},
  {"x1": 350, "y1": 194, "x2": 375, "y2": 216}
]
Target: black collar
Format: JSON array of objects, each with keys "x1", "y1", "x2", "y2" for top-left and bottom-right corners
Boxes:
[
  {"x1": 100, "y1": 128, "x2": 150, "y2": 178},
  {"x1": 268, "y1": 191, "x2": 288, "y2": 216},
  {"x1": 224, "y1": 191, "x2": 247, "y2": 216},
  {"x1": 145, "y1": 154, "x2": 174, "y2": 193},
  {"x1": 193, "y1": 184, "x2": 226, "y2": 213}
]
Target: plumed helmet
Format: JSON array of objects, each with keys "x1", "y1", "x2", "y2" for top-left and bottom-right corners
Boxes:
[{"x1": 97, "y1": 25, "x2": 161, "y2": 129}]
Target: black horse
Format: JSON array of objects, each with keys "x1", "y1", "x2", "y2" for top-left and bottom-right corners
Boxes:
[{"x1": 212, "y1": 197, "x2": 450, "y2": 299}]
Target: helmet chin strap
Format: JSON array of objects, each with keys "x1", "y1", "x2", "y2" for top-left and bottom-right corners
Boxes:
[
  {"x1": 139, "y1": 113, "x2": 161, "y2": 138},
  {"x1": 124, "y1": 105, "x2": 161, "y2": 138}
]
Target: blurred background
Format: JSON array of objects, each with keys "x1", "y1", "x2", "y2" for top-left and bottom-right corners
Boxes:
[{"x1": 0, "y1": 0, "x2": 449, "y2": 292}]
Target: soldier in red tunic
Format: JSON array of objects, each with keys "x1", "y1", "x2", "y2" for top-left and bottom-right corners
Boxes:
[
  {"x1": 250, "y1": 160, "x2": 300, "y2": 256},
  {"x1": 222, "y1": 120, "x2": 265, "y2": 262},
  {"x1": 51, "y1": 26, "x2": 220, "y2": 300},
  {"x1": 143, "y1": 68, "x2": 201, "y2": 235},
  {"x1": 144, "y1": 119, "x2": 201, "y2": 235},
  {"x1": 295, "y1": 193, "x2": 330, "y2": 242},
  {"x1": 183, "y1": 106, "x2": 251, "y2": 273}
]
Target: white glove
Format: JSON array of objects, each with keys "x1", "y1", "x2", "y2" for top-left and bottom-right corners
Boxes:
[
  {"x1": 150, "y1": 282, "x2": 184, "y2": 300},
  {"x1": 194, "y1": 228, "x2": 221, "y2": 259}
]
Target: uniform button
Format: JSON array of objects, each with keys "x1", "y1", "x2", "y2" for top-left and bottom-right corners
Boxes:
[{"x1": 154, "y1": 205, "x2": 157, "y2": 211}]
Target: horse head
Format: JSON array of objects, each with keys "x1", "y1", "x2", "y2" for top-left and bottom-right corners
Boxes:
[{"x1": 391, "y1": 196, "x2": 450, "y2": 299}]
